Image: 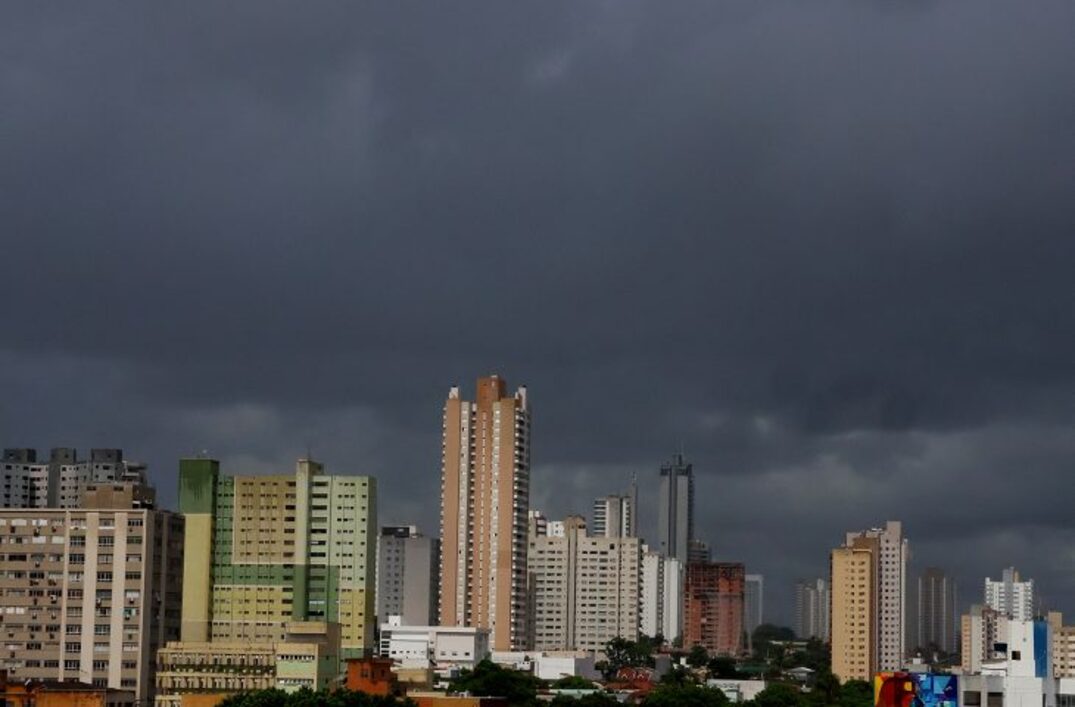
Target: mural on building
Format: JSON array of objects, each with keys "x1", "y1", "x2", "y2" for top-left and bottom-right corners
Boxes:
[{"x1": 874, "y1": 673, "x2": 958, "y2": 707}]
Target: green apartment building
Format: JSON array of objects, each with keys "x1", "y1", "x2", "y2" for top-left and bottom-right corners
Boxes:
[{"x1": 178, "y1": 457, "x2": 377, "y2": 659}]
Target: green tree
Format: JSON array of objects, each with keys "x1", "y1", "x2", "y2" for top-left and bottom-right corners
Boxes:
[
  {"x1": 838, "y1": 679, "x2": 873, "y2": 707},
  {"x1": 553, "y1": 675, "x2": 597, "y2": 690},
  {"x1": 753, "y1": 683, "x2": 804, "y2": 707},
  {"x1": 549, "y1": 693, "x2": 621, "y2": 707},
  {"x1": 602, "y1": 637, "x2": 654, "y2": 678},
  {"x1": 643, "y1": 683, "x2": 730, "y2": 707},
  {"x1": 448, "y1": 659, "x2": 541, "y2": 706},
  {"x1": 217, "y1": 689, "x2": 415, "y2": 707},
  {"x1": 687, "y1": 644, "x2": 710, "y2": 668}
]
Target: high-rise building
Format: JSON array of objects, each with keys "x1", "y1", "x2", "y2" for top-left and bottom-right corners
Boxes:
[
  {"x1": 2, "y1": 448, "x2": 152, "y2": 509},
  {"x1": 744, "y1": 574, "x2": 764, "y2": 638},
  {"x1": 916, "y1": 567, "x2": 958, "y2": 656},
  {"x1": 0, "y1": 484, "x2": 184, "y2": 703},
  {"x1": 688, "y1": 539, "x2": 711, "y2": 564},
  {"x1": 842, "y1": 521, "x2": 907, "y2": 672},
  {"x1": 684, "y1": 562, "x2": 745, "y2": 656},
  {"x1": 527, "y1": 515, "x2": 641, "y2": 651},
  {"x1": 177, "y1": 457, "x2": 377, "y2": 658},
  {"x1": 641, "y1": 547, "x2": 684, "y2": 644},
  {"x1": 961, "y1": 604, "x2": 1005, "y2": 674},
  {"x1": 657, "y1": 453, "x2": 694, "y2": 564},
  {"x1": 1048, "y1": 612, "x2": 1075, "y2": 678},
  {"x1": 376, "y1": 526, "x2": 440, "y2": 626},
  {"x1": 794, "y1": 578, "x2": 830, "y2": 642},
  {"x1": 831, "y1": 539, "x2": 877, "y2": 682},
  {"x1": 592, "y1": 480, "x2": 637, "y2": 539},
  {"x1": 439, "y1": 375, "x2": 531, "y2": 651},
  {"x1": 985, "y1": 567, "x2": 1035, "y2": 621}
]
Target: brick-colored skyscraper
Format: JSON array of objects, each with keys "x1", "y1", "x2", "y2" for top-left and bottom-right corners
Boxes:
[
  {"x1": 684, "y1": 562, "x2": 745, "y2": 656},
  {"x1": 439, "y1": 375, "x2": 531, "y2": 651}
]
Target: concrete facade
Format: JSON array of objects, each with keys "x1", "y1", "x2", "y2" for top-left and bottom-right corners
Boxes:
[
  {"x1": 842, "y1": 521, "x2": 907, "y2": 672},
  {"x1": 657, "y1": 453, "x2": 693, "y2": 565},
  {"x1": 684, "y1": 562, "x2": 745, "y2": 656},
  {"x1": 439, "y1": 376, "x2": 531, "y2": 651},
  {"x1": 2, "y1": 448, "x2": 151, "y2": 510},
  {"x1": 986, "y1": 568, "x2": 1035, "y2": 621},
  {"x1": 527, "y1": 516, "x2": 641, "y2": 651},
  {"x1": 176, "y1": 457, "x2": 377, "y2": 658},
  {"x1": 744, "y1": 574, "x2": 764, "y2": 638},
  {"x1": 0, "y1": 501, "x2": 184, "y2": 703},
  {"x1": 917, "y1": 567, "x2": 959, "y2": 656},
  {"x1": 376, "y1": 526, "x2": 440, "y2": 626},
  {"x1": 831, "y1": 542, "x2": 877, "y2": 682},
  {"x1": 641, "y1": 548, "x2": 683, "y2": 643},
  {"x1": 794, "y1": 578, "x2": 829, "y2": 642}
]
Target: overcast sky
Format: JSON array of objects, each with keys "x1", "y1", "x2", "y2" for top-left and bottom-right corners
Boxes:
[{"x1": 2, "y1": 1, "x2": 1074, "y2": 627}]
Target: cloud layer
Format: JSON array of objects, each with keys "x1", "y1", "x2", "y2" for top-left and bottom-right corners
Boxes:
[{"x1": 2, "y1": 0, "x2": 1074, "y2": 624}]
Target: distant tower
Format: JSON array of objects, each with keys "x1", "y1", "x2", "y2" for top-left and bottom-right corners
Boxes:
[
  {"x1": 592, "y1": 479, "x2": 637, "y2": 539},
  {"x1": 439, "y1": 375, "x2": 531, "y2": 651},
  {"x1": 916, "y1": 567, "x2": 958, "y2": 656},
  {"x1": 657, "y1": 453, "x2": 694, "y2": 564},
  {"x1": 984, "y1": 567, "x2": 1034, "y2": 620}
]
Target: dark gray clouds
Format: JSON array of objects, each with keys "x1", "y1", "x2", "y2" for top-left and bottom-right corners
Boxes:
[{"x1": 2, "y1": 1, "x2": 1074, "y2": 625}]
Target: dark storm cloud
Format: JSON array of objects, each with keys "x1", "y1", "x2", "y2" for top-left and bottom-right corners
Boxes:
[{"x1": 2, "y1": 0, "x2": 1074, "y2": 622}]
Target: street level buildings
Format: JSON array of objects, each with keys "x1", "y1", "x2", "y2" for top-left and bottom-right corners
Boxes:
[
  {"x1": 439, "y1": 376, "x2": 531, "y2": 651},
  {"x1": 0, "y1": 486, "x2": 184, "y2": 703},
  {"x1": 657, "y1": 453, "x2": 693, "y2": 565},
  {"x1": 684, "y1": 562, "x2": 745, "y2": 656},
  {"x1": 376, "y1": 525, "x2": 440, "y2": 626},
  {"x1": 527, "y1": 515, "x2": 641, "y2": 651},
  {"x1": 987, "y1": 567, "x2": 1035, "y2": 621}
]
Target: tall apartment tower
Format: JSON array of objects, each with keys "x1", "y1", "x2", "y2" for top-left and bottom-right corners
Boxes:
[
  {"x1": 916, "y1": 567, "x2": 958, "y2": 656},
  {"x1": 684, "y1": 562, "x2": 745, "y2": 656},
  {"x1": 2, "y1": 448, "x2": 153, "y2": 509},
  {"x1": 985, "y1": 567, "x2": 1034, "y2": 621},
  {"x1": 657, "y1": 453, "x2": 693, "y2": 564},
  {"x1": 179, "y1": 457, "x2": 378, "y2": 658},
  {"x1": 831, "y1": 538, "x2": 878, "y2": 682},
  {"x1": 592, "y1": 480, "x2": 637, "y2": 538},
  {"x1": 641, "y1": 547, "x2": 684, "y2": 644},
  {"x1": 0, "y1": 483, "x2": 184, "y2": 703},
  {"x1": 744, "y1": 574, "x2": 764, "y2": 638},
  {"x1": 527, "y1": 515, "x2": 641, "y2": 651},
  {"x1": 847, "y1": 521, "x2": 907, "y2": 671},
  {"x1": 794, "y1": 578, "x2": 830, "y2": 642},
  {"x1": 376, "y1": 526, "x2": 440, "y2": 626},
  {"x1": 439, "y1": 375, "x2": 531, "y2": 651}
]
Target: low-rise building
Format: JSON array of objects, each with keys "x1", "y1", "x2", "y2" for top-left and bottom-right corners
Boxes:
[
  {"x1": 379, "y1": 619, "x2": 490, "y2": 671},
  {"x1": 0, "y1": 673, "x2": 135, "y2": 707},
  {"x1": 154, "y1": 622, "x2": 340, "y2": 706},
  {"x1": 490, "y1": 651, "x2": 600, "y2": 681}
]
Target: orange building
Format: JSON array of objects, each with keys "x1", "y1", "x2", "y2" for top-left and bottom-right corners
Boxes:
[
  {"x1": 0, "y1": 673, "x2": 135, "y2": 707},
  {"x1": 345, "y1": 657, "x2": 397, "y2": 696},
  {"x1": 439, "y1": 376, "x2": 531, "y2": 651},
  {"x1": 684, "y1": 562, "x2": 745, "y2": 656}
]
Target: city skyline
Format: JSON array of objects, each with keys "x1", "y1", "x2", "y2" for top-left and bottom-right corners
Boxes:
[{"x1": 2, "y1": 0, "x2": 1074, "y2": 632}]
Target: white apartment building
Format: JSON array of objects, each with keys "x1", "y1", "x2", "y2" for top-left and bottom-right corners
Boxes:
[
  {"x1": 592, "y1": 481, "x2": 637, "y2": 539},
  {"x1": 0, "y1": 487, "x2": 183, "y2": 703},
  {"x1": 2, "y1": 448, "x2": 151, "y2": 509},
  {"x1": 527, "y1": 515, "x2": 641, "y2": 651},
  {"x1": 987, "y1": 567, "x2": 1035, "y2": 621},
  {"x1": 641, "y1": 548, "x2": 683, "y2": 643}
]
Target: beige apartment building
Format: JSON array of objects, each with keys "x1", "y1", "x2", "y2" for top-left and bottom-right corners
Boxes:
[
  {"x1": 831, "y1": 537, "x2": 878, "y2": 682},
  {"x1": 527, "y1": 515, "x2": 640, "y2": 651},
  {"x1": 526, "y1": 511, "x2": 636, "y2": 648},
  {"x1": 0, "y1": 483, "x2": 184, "y2": 703},
  {"x1": 439, "y1": 375, "x2": 531, "y2": 651}
]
